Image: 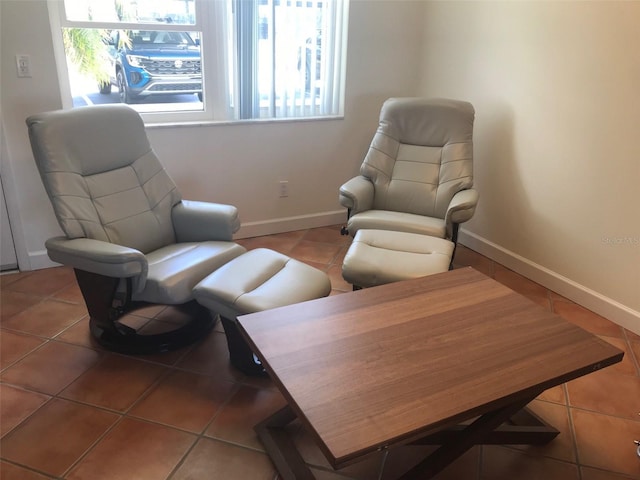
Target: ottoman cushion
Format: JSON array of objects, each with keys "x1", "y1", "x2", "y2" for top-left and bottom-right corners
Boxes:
[
  {"x1": 342, "y1": 229, "x2": 454, "y2": 288},
  {"x1": 193, "y1": 248, "x2": 331, "y2": 320}
]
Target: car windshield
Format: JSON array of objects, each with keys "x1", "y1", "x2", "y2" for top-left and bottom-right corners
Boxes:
[{"x1": 130, "y1": 31, "x2": 196, "y2": 46}]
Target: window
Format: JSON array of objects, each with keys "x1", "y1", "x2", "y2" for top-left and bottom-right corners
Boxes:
[{"x1": 48, "y1": 0, "x2": 349, "y2": 123}]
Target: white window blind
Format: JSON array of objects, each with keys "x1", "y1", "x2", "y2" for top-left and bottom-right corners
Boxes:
[{"x1": 48, "y1": 0, "x2": 348, "y2": 123}]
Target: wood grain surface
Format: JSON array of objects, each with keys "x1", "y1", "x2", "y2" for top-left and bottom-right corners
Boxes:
[{"x1": 238, "y1": 267, "x2": 623, "y2": 467}]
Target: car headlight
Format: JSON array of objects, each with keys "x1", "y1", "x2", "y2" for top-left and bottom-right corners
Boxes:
[{"x1": 125, "y1": 55, "x2": 146, "y2": 67}]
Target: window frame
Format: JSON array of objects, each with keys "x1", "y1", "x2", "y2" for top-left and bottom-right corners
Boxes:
[{"x1": 47, "y1": 0, "x2": 347, "y2": 125}]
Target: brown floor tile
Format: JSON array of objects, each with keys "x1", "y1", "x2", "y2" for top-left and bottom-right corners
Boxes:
[
  {"x1": 327, "y1": 264, "x2": 352, "y2": 292},
  {"x1": 302, "y1": 226, "x2": 352, "y2": 245},
  {"x1": 0, "y1": 291, "x2": 44, "y2": 322},
  {"x1": 0, "y1": 398, "x2": 119, "y2": 477},
  {"x1": 0, "y1": 384, "x2": 50, "y2": 437},
  {"x1": 0, "y1": 271, "x2": 24, "y2": 288},
  {"x1": 4, "y1": 266, "x2": 76, "y2": 297},
  {"x1": 1, "y1": 341, "x2": 102, "y2": 395},
  {"x1": 59, "y1": 353, "x2": 167, "y2": 411},
  {"x1": 481, "y1": 445, "x2": 580, "y2": 479},
  {"x1": 290, "y1": 240, "x2": 342, "y2": 264},
  {"x1": 130, "y1": 369, "x2": 237, "y2": 433},
  {"x1": 0, "y1": 330, "x2": 46, "y2": 370},
  {"x1": 536, "y1": 384, "x2": 567, "y2": 405},
  {"x1": 1, "y1": 298, "x2": 87, "y2": 337},
  {"x1": 132, "y1": 342, "x2": 196, "y2": 366},
  {"x1": 2, "y1": 225, "x2": 637, "y2": 480},
  {"x1": 597, "y1": 336, "x2": 639, "y2": 377},
  {"x1": 553, "y1": 300, "x2": 624, "y2": 338},
  {"x1": 331, "y1": 244, "x2": 351, "y2": 267},
  {"x1": 572, "y1": 409, "x2": 640, "y2": 477},
  {"x1": 580, "y1": 466, "x2": 640, "y2": 479},
  {"x1": 176, "y1": 330, "x2": 244, "y2": 381},
  {"x1": 66, "y1": 417, "x2": 195, "y2": 480},
  {"x1": 237, "y1": 230, "x2": 305, "y2": 254},
  {"x1": 566, "y1": 368, "x2": 640, "y2": 420},
  {"x1": 205, "y1": 384, "x2": 287, "y2": 450},
  {"x1": 0, "y1": 460, "x2": 54, "y2": 480},
  {"x1": 629, "y1": 340, "x2": 640, "y2": 373},
  {"x1": 51, "y1": 281, "x2": 84, "y2": 304},
  {"x1": 171, "y1": 437, "x2": 276, "y2": 480},
  {"x1": 54, "y1": 318, "x2": 107, "y2": 351},
  {"x1": 493, "y1": 265, "x2": 551, "y2": 309}
]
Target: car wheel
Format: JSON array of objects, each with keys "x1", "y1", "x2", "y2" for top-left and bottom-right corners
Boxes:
[
  {"x1": 116, "y1": 70, "x2": 134, "y2": 104},
  {"x1": 99, "y1": 81, "x2": 112, "y2": 94}
]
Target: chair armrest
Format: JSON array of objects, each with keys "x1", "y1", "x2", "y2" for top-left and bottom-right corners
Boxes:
[
  {"x1": 45, "y1": 236, "x2": 148, "y2": 291},
  {"x1": 339, "y1": 176, "x2": 374, "y2": 214},
  {"x1": 444, "y1": 189, "x2": 479, "y2": 238},
  {"x1": 172, "y1": 200, "x2": 241, "y2": 242}
]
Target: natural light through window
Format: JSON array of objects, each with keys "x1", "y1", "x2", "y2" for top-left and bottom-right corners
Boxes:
[{"x1": 48, "y1": 0, "x2": 349, "y2": 123}]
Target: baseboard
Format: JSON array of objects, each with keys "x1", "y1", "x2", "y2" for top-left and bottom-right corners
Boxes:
[
  {"x1": 27, "y1": 250, "x2": 60, "y2": 270},
  {"x1": 234, "y1": 210, "x2": 346, "y2": 239},
  {"x1": 459, "y1": 229, "x2": 640, "y2": 336}
]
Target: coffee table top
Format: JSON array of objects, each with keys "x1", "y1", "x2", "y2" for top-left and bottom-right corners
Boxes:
[{"x1": 238, "y1": 267, "x2": 623, "y2": 467}]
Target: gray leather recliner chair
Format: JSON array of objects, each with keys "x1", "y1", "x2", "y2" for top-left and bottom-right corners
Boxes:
[
  {"x1": 26, "y1": 104, "x2": 246, "y2": 354},
  {"x1": 339, "y1": 98, "x2": 479, "y2": 253}
]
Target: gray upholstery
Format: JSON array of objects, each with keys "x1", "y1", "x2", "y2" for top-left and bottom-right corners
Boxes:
[
  {"x1": 193, "y1": 248, "x2": 332, "y2": 320},
  {"x1": 27, "y1": 104, "x2": 246, "y2": 305},
  {"x1": 342, "y1": 230, "x2": 454, "y2": 288},
  {"x1": 339, "y1": 98, "x2": 478, "y2": 240}
]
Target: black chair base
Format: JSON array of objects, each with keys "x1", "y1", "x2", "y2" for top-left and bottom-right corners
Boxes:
[
  {"x1": 74, "y1": 269, "x2": 215, "y2": 355},
  {"x1": 220, "y1": 316, "x2": 268, "y2": 377},
  {"x1": 89, "y1": 301, "x2": 216, "y2": 355}
]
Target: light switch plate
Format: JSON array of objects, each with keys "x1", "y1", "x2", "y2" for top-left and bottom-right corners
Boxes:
[{"x1": 16, "y1": 54, "x2": 32, "y2": 78}]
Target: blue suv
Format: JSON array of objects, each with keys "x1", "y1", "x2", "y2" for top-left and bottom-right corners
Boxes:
[{"x1": 99, "y1": 30, "x2": 202, "y2": 103}]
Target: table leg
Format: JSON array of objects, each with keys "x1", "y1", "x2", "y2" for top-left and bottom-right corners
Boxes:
[
  {"x1": 401, "y1": 396, "x2": 557, "y2": 479},
  {"x1": 256, "y1": 397, "x2": 559, "y2": 480},
  {"x1": 254, "y1": 405, "x2": 316, "y2": 480}
]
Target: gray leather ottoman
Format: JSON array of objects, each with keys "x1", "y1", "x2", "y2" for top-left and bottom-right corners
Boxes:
[
  {"x1": 193, "y1": 248, "x2": 331, "y2": 375},
  {"x1": 342, "y1": 229, "x2": 455, "y2": 288}
]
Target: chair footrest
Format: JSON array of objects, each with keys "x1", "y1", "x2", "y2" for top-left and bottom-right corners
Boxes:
[{"x1": 342, "y1": 229, "x2": 454, "y2": 288}]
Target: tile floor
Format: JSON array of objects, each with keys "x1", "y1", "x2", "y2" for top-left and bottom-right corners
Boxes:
[{"x1": 1, "y1": 225, "x2": 639, "y2": 480}]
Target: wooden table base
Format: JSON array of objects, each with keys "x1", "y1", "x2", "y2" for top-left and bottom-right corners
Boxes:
[
  {"x1": 255, "y1": 397, "x2": 559, "y2": 480},
  {"x1": 242, "y1": 270, "x2": 621, "y2": 480}
]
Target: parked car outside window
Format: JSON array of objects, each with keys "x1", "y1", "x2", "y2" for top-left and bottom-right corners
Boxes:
[{"x1": 100, "y1": 29, "x2": 202, "y2": 103}]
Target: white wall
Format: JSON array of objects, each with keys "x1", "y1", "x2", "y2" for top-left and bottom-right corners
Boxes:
[
  {"x1": 3, "y1": 0, "x2": 637, "y2": 333},
  {"x1": 0, "y1": 0, "x2": 425, "y2": 268},
  {"x1": 420, "y1": 1, "x2": 640, "y2": 332}
]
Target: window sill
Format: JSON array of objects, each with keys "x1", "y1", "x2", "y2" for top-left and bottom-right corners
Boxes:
[{"x1": 144, "y1": 114, "x2": 345, "y2": 129}]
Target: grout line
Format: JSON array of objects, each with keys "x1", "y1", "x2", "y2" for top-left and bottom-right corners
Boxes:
[{"x1": 1, "y1": 227, "x2": 636, "y2": 479}]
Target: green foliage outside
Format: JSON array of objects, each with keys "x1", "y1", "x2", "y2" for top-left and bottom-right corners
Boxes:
[{"x1": 63, "y1": 28, "x2": 110, "y2": 87}]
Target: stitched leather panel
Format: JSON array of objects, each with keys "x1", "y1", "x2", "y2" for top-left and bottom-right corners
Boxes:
[
  {"x1": 27, "y1": 105, "x2": 181, "y2": 253},
  {"x1": 359, "y1": 98, "x2": 474, "y2": 220}
]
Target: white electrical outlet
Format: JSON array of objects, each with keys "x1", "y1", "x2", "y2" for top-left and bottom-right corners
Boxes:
[
  {"x1": 16, "y1": 54, "x2": 32, "y2": 78},
  {"x1": 279, "y1": 181, "x2": 289, "y2": 197}
]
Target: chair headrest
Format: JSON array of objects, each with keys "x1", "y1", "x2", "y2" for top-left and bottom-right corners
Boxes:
[
  {"x1": 380, "y1": 97, "x2": 474, "y2": 146},
  {"x1": 26, "y1": 105, "x2": 152, "y2": 176}
]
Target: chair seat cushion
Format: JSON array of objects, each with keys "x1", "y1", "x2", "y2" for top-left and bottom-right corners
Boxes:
[
  {"x1": 133, "y1": 242, "x2": 246, "y2": 304},
  {"x1": 193, "y1": 248, "x2": 331, "y2": 320},
  {"x1": 347, "y1": 210, "x2": 446, "y2": 238},
  {"x1": 342, "y1": 229, "x2": 454, "y2": 288}
]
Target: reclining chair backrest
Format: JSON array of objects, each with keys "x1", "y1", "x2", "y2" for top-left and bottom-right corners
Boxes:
[
  {"x1": 27, "y1": 105, "x2": 182, "y2": 254},
  {"x1": 361, "y1": 97, "x2": 474, "y2": 220}
]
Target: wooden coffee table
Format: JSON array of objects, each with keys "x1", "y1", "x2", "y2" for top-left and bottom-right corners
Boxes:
[{"x1": 238, "y1": 267, "x2": 623, "y2": 479}]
